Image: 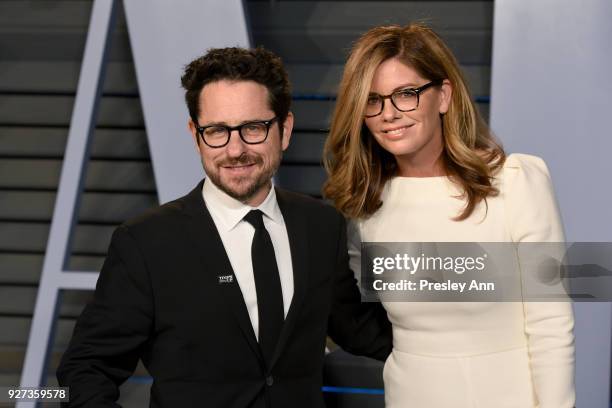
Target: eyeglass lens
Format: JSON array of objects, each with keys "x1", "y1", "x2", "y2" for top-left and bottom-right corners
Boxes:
[
  {"x1": 365, "y1": 89, "x2": 418, "y2": 117},
  {"x1": 203, "y1": 122, "x2": 269, "y2": 147}
]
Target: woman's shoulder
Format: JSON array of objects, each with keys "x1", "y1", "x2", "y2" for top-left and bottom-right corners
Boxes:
[
  {"x1": 499, "y1": 154, "x2": 564, "y2": 241},
  {"x1": 503, "y1": 153, "x2": 550, "y2": 173},
  {"x1": 499, "y1": 153, "x2": 554, "y2": 190}
]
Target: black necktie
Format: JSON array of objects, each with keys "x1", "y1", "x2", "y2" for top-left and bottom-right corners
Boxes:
[{"x1": 243, "y1": 209, "x2": 284, "y2": 364}]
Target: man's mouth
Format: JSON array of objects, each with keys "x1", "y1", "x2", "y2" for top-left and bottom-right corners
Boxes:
[{"x1": 221, "y1": 163, "x2": 256, "y2": 174}]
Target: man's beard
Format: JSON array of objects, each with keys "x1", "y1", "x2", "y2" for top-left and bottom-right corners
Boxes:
[{"x1": 203, "y1": 151, "x2": 281, "y2": 203}]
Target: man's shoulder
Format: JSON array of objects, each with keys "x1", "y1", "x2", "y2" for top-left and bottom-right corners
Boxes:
[{"x1": 120, "y1": 189, "x2": 195, "y2": 235}]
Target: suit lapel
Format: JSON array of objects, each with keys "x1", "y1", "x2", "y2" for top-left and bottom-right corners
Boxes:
[
  {"x1": 180, "y1": 181, "x2": 263, "y2": 362},
  {"x1": 269, "y1": 188, "x2": 310, "y2": 369}
]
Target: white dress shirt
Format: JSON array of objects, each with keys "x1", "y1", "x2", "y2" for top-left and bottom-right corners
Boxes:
[{"x1": 202, "y1": 178, "x2": 294, "y2": 340}]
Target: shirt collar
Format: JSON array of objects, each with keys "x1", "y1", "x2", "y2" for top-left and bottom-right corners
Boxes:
[{"x1": 202, "y1": 178, "x2": 284, "y2": 231}]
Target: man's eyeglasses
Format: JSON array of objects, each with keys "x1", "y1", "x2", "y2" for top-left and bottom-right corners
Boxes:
[
  {"x1": 195, "y1": 117, "x2": 278, "y2": 148},
  {"x1": 364, "y1": 79, "x2": 443, "y2": 118}
]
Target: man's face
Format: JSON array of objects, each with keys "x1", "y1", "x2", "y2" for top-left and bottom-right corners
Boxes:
[{"x1": 189, "y1": 80, "x2": 293, "y2": 206}]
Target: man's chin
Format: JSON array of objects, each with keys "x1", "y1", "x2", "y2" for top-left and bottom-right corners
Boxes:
[
  {"x1": 205, "y1": 163, "x2": 276, "y2": 203},
  {"x1": 217, "y1": 178, "x2": 268, "y2": 203},
  {"x1": 225, "y1": 187, "x2": 256, "y2": 202}
]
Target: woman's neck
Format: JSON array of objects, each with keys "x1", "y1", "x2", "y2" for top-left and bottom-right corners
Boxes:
[{"x1": 396, "y1": 150, "x2": 445, "y2": 177}]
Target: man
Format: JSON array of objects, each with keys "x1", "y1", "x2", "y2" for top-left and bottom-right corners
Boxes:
[{"x1": 57, "y1": 47, "x2": 391, "y2": 407}]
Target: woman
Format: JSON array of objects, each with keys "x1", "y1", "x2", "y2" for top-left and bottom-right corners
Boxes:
[{"x1": 323, "y1": 24, "x2": 575, "y2": 408}]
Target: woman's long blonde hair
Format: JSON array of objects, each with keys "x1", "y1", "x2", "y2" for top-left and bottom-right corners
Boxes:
[{"x1": 323, "y1": 23, "x2": 505, "y2": 220}]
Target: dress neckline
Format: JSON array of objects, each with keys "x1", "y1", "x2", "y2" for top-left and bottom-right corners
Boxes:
[{"x1": 390, "y1": 175, "x2": 450, "y2": 183}]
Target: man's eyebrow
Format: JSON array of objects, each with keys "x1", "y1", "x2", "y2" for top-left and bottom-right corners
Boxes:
[
  {"x1": 199, "y1": 118, "x2": 269, "y2": 127},
  {"x1": 199, "y1": 121, "x2": 228, "y2": 127}
]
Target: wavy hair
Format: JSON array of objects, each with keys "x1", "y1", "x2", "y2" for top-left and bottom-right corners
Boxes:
[
  {"x1": 323, "y1": 23, "x2": 505, "y2": 221},
  {"x1": 181, "y1": 47, "x2": 291, "y2": 127}
]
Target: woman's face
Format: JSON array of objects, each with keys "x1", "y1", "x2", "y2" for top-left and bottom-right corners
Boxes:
[{"x1": 364, "y1": 57, "x2": 451, "y2": 174}]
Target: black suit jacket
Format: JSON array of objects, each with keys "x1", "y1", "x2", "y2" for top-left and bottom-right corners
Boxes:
[{"x1": 57, "y1": 181, "x2": 391, "y2": 407}]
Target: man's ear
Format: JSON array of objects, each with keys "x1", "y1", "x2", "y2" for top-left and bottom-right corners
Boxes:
[
  {"x1": 280, "y1": 112, "x2": 294, "y2": 151},
  {"x1": 439, "y1": 79, "x2": 453, "y2": 115},
  {"x1": 188, "y1": 119, "x2": 201, "y2": 154}
]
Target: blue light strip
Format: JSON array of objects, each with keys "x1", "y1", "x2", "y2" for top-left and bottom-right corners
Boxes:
[
  {"x1": 127, "y1": 377, "x2": 385, "y2": 396},
  {"x1": 293, "y1": 94, "x2": 336, "y2": 101},
  {"x1": 322, "y1": 386, "x2": 384, "y2": 395},
  {"x1": 128, "y1": 376, "x2": 153, "y2": 384}
]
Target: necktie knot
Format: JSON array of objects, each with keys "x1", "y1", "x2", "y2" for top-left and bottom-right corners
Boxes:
[{"x1": 244, "y1": 209, "x2": 265, "y2": 230}]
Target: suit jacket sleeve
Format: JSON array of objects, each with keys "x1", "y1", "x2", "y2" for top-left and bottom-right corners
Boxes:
[
  {"x1": 327, "y1": 213, "x2": 392, "y2": 361},
  {"x1": 57, "y1": 225, "x2": 154, "y2": 407},
  {"x1": 505, "y1": 154, "x2": 575, "y2": 408}
]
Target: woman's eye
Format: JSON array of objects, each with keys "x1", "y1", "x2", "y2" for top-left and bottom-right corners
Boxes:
[{"x1": 396, "y1": 90, "x2": 416, "y2": 99}]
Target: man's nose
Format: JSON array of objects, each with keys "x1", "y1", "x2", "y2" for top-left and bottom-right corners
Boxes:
[{"x1": 225, "y1": 129, "x2": 247, "y2": 157}]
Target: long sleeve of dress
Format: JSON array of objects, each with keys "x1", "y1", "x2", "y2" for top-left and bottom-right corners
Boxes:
[{"x1": 504, "y1": 153, "x2": 575, "y2": 408}]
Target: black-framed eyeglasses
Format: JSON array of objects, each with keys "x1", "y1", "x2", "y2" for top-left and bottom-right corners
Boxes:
[
  {"x1": 364, "y1": 79, "x2": 443, "y2": 118},
  {"x1": 195, "y1": 117, "x2": 278, "y2": 148}
]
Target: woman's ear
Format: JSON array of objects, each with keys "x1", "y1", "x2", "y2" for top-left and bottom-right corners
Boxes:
[{"x1": 439, "y1": 79, "x2": 453, "y2": 114}]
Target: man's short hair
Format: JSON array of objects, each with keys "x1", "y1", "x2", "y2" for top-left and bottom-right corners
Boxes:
[{"x1": 181, "y1": 47, "x2": 292, "y2": 126}]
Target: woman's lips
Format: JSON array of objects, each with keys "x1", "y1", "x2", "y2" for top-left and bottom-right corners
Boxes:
[
  {"x1": 381, "y1": 124, "x2": 415, "y2": 138},
  {"x1": 383, "y1": 124, "x2": 414, "y2": 134}
]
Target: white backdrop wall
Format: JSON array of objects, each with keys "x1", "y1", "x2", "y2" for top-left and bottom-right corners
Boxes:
[
  {"x1": 124, "y1": 0, "x2": 251, "y2": 203},
  {"x1": 490, "y1": 0, "x2": 612, "y2": 406},
  {"x1": 18, "y1": 0, "x2": 251, "y2": 400}
]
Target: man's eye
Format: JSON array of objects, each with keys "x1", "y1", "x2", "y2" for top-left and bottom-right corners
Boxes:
[
  {"x1": 244, "y1": 124, "x2": 264, "y2": 132},
  {"x1": 205, "y1": 127, "x2": 227, "y2": 136}
]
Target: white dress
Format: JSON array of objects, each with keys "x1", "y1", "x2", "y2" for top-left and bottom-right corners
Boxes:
[{"x1": 349, "y1": 154, "x2": 575, "y2": 408}]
